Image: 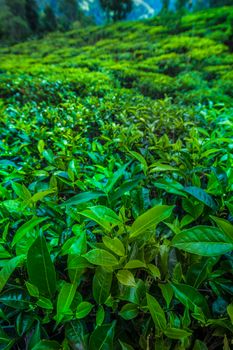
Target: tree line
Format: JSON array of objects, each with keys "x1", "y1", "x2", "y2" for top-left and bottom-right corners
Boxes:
[
  {"x1": 0, "y1": 0, "x2": 232, "y2": 42},
  {"x1": 0, "y1": 0, "x2": 91, "y2": 42}
]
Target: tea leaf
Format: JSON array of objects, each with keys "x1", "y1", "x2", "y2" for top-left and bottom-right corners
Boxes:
[
  {"x1": 76, "y1": 301, "x2": 93, "y2": 319},
  {"x1": 172, "y1": 226, "x2": 233, "y2": 256},
  {"x1": 124, "y1": 260, "x2": 146, "y2": 269},
  {"x1": 164, "y1": 328, "x2": 192, "y2": 339},
  {"x1": 61, "y1": 192, "x2": 105, "y2": 207},
  {"x1": 146, "y1": 293, "x2": 166, "y2": 330},
  {"x1": 56, "y1": 282, "x2": 76, "y2": 324},
  {"x1": 32, "y1": 340, "x2": 60, "y2": 350},
  {"x1": 93, "y1": 267, "x2": 112, "y2": 304},
  {"x1": 119, "y1": 303, "x2": 138, "y2": 320},
  {"x1": 83, "y1": 249, "x2": 118, "y2": 266},
  {"x1": 27, "y1": 235, "x2": 56, "y2": 297},
  {"x1": 171, "y1": 283, "x2": 209, "y2": 316},
  {"x1": 0, "y1": 255, "x2": 25, "y2": 293},
  {"x1": 183, "y1": 187, "x2": 217, "y2": 210},
  {"x1": 80, "y1": 206, "x2": 122, "y2": 231},
  {"x1": 117, "y1": 270, "x2": 136, "y2": 287},
  {"x1": 89, "y1": 322, "x2": 116, "y2": 350},
  {"x1": 12, "y1": 217, "x2": 47, "y2": 246},
  {"x1": 130, "y1": 205, "x2": 174, "y2": 239}
]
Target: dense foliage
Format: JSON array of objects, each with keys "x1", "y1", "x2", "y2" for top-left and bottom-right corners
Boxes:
[
  {"x1": 0, "y1": 6, "x2": 233, "y2": 350},
  {"x1": 0, "y1": 0, "x2": 93, "y2": 42}
]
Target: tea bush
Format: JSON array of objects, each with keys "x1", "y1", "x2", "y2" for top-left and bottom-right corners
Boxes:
[{"x1": 0, "y1": 5, "x2": 233, "y2": 350}]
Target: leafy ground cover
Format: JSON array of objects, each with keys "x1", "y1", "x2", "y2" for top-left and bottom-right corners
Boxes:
[{"x1": 0, "y1": 6, "x2": 233, "y2": 350}]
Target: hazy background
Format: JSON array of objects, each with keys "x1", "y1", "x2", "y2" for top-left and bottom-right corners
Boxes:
[{"x1": 0, "y1": 0, "x2": 232, "y2": 42}]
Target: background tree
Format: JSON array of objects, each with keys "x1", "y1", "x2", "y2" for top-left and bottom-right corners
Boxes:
[
  {"x1": 162, "y1": 0, "x2": 170, "y2": 11},
  {"x1": 5, "y1": 0, "x2": 26, "y2": 18},
  {"x1": 112, "y1": 0, "x2": 133, "y2": 21},
  {"x1": 100, "y1": 0, "x2": 111, "y2": 21},
  {"x1": 58, "y1": 0, "x2": 79, "y2": 30},
  {"x1": 100, "y1": 0, "x2": 133, "y2": 22},
  {"x1": 175, "y1": 0, "x2": 188, "y2": 11},
  {"x1": 209, "y1": 0, "x2": 233, "y2": 7},
  {"x1": 42, "y1": 4, "x2": 58, "y2": 32},
  {"x1": 1, "y1": 0, "x2": 30, "y2": 41},
  {"x1": 0, "y1": 12, "x2": 30, "y2": 41},
  {"x1": 25, "y1": 0, "x2": 39, "y2": 33},
  {"x1": 193, "y1": 0, "x2": 208, "y2": 11}
]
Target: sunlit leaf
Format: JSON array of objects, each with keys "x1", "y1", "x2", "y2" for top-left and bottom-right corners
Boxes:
[
  {"x1": 83, "y1": 249, "x2": 118, "y2": 266},
  {"x1": 12, "y1": 217, "x2": 47, "y2": 247},
  {"x1": 172, "y1": 226, "x2": 233, "y2": 256},
  {"x1": 130, "y1": 205, "x2": 174, "y2": 239}
]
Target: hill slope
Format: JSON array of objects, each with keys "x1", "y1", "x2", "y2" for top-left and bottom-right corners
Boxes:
[{"x1": 0, "y1": 6, "x2": 233, "y2": 105}]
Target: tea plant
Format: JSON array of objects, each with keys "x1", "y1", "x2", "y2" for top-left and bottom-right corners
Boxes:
[{"x1": 0, "y1": 5, "x2": 233, "y2": 350}]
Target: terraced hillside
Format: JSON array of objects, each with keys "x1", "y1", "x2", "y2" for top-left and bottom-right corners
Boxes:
[
  {"x1": 1, "y1": 7, "x2": 233, "y2": 104},
  {"x1": 0, "y1": 6, "x2": 233, "y2": 350}
]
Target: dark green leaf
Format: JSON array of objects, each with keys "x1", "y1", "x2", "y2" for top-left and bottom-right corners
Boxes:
[
  {"x1": 193, "y1": 340, "x2": 208, "y2": 350},
  {"x1": 210, "y1": 216, "x2": 233, "y2": 242},
  {"x1": 183, "y1": 186, "x2": 217, "y2": 210},
  {"x1": 119, "y1": 340, "x2": 134, "y2": 350},
  {"x1": 96, "y1": 305, "x2": 105, "y2": 326},
  {"x1": 12, "y1": 217, "x2": 47, "y2": 246},
  {"x1": 0, "y1": 255, "x2": 25, "y2": 293},
  {"x1": 171, "y1": 283, "x2": 210, "y2": 316},
  {"x1": 12, "y1": 182, "x2": 31, "y2": 200},
  {"x1": 119, "y1": 303, "x2": 138, "y2": 320},
  {"x1": 25, "y1": 281, "x2": 39, "y2": 298},
  {"x1": 105, "y1": 164, "x2": 128, "y2": 193},
  {"x1": 227, "y1": 303, "x2": 233, "y2": 324},
  {"x1": 27, "y1": 235, "x2": 56, "y2": 296},
  {"x1": 16, "y1": 313, "x2": 34, "y2": 336},
  {"x1": 146, "y1": 293, "x2": 166, "y2": 330},
  {"x1": 89, "y1": 321, "x2": 116, "y2": 350},
  {"x1": 0, "y1": 327, "x2": 11, "y2": 345},
  {"x1": 186, "y1": 258, "x2": 217, "y2": 288},
  {"x1": 61, "y1": 192, "x2": 105, "y2": 207},
  {"x1": 37, "y1": 296, "x2": 53, "y2": 310},
  {"x1": 32, "y1": 340, "x2": 60, "y2": 350},
  {"x1": 159, "y1": 283, "x2": 173, "y2": 308},
  {"x1": 65, "y1": 321, "x2": 86, "y2": 349},
  {"x1": 0, "y1": 245, "x2": 11, "y2": 259},
  {"x1": 110, "y1": 179, "x2": 140, "y2": 202},
  {"x1": 0, "y1": 290, "x2": 30, "y2": 309},
  {"x1": 129, "y1": 151, "x2": 148, "y2": 175},
  {"x1": 119, "y1": 280, "x2": 146, "y2": 305},
  {"x1": 76, "y1": 301, "x2": 93, "y2": 319},
  {"x1": 93, "y1": 267, "x2": 112, "y2": 304}
]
